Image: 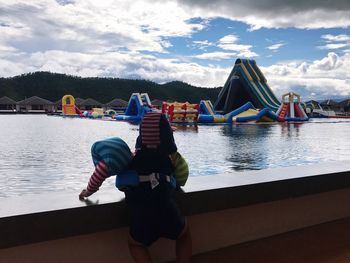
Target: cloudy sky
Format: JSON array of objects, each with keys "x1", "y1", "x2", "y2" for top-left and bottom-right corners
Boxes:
[{"x1": 1, "y1": 0, "x2": 350, "y2": 100}]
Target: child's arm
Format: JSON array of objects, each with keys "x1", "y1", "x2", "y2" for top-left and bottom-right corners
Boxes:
[{"x1": 79, "y1": 160, "x2": 109, "y2": 199}]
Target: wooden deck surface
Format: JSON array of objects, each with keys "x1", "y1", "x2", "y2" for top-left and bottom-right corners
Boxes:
[{"x1": 186, "y1": 217, "x2": 350, "y2": 263}]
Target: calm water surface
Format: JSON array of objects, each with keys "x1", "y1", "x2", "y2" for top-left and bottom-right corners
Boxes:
[{"x1": 1, "y1": 115, "x2": 350, "y2": 198}]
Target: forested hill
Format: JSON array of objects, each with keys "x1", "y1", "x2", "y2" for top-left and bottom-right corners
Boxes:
[{"x1": 0, "y1": 72, "x2": 221, "y2": 103}]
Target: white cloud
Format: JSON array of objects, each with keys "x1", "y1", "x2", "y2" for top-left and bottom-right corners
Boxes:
[
  {"x1": 321, "y1": 34, "x2": 350, "y2": 42},
  {"x1": 193, "y1": 40, "x2": 213, "y2": 46},
  {"x1": 318, "y1": 34, "x2": 350, "y2": 50},
  {"x1": 310, "y1": 52, "x2": 342, "y2": 71},
  {"x1": 267, "y1": 43, "x2": 284, "y2": 51},
  {"x1": 218, "y1": 35, "x2": 239, "y2": 44},
  {"x1": 174, "y1": 0, "x2": 350, "y2": 30},
  {"x1": 0, "y1": 0, "x2": 349, "y2": 100},
  {"x1": 217, "y1": 34, "x2": 258, "y2": 58},
  {"x1": 236, "y1": 50, "x2": 258, "y2": 58},
  {"x1": 218, "y1": 34, "x2": 250, "y2": 51},
  {"x1": 1, "y1": 46, "x2": 349, "y2": 100},
  {"x1": 262, "y1": 52, "x2": 350, "y2": 99},
  {"x1": 318, "y1": 43, "x2": 349, "y2": 50},
  {"x1": 192, "y1": 51, "x2": 237, "y2": 60},
  {"x1": 218, "y1": 43, "x2": 252, "y2": 52},
  {"x1": 192, "y1": 40, "x2": 214, "y2": 50},
  {"x1": 0, "y1": 0, "x2": 206, "y2": 55},
  {"x1": 0, "y1": 44, "x2": 17, "y2": 53},
  {"x1": 0, "y1": 0, "x2": 231, "y2": 85},
  {"x1": 0, "y1": 49, "x2": 230, "y2": 87}
]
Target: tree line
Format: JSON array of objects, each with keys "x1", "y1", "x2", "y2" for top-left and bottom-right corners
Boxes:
[{"x1": 0, "y1": 72, "x2": 221, "y2": 103}]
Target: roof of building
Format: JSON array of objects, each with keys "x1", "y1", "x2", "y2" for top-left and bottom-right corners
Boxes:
[
  {"x1": 104, "y1": 98, "x2": 128, "y2": 107},
  {"x1": 80, "y1": 98, "x2": 102, "y2": 106},
  {"x1": 17, "y1": 96, "x2": 54, "y2": 105},
  {"x1": 55, "y1": 99, "x2": 62, "y2": 106},
  {"x1": 151, "y1": 99, "x2": 164, "y2": 106},
  {"x1": 55, "y1": 97, "x2": 85, "y2": 106},
  {"x1": 74, "y1": 98, "x2": 85, "y2": 106},
  {"x1": 0, "y1": 96, "x2": 17, "y2": 105}
]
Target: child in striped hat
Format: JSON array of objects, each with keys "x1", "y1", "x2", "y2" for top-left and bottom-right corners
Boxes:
[
  {"x1": 126, "y1": 112, "x2": 192, "y2": 263},
  {"x1": 78, "y1": 113, "x2": 192, "y2": 262}
]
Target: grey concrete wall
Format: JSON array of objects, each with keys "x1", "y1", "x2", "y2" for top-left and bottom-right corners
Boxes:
[
  {"x1": 1, "y1": 188, "x2": 350, "y2": 263},
  {"x1": 1, "y1": 162, "x2": 350, "y2": 262}
]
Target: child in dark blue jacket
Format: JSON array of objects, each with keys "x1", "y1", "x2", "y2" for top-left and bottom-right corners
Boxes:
[
  {"x1": 80, "y1": 112, "x2": 191, "y2": 262},
  {"x1": 126, "y1": 112, "x2": 192, "y2": 263}
]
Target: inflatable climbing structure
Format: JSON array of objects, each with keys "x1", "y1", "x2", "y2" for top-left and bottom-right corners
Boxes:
[
  {"x1": 162, "y1": 102, "x2": 199, "y2": 124},
  {"x1": 276, "y1": 92, "x2": 308, "y2": 121},
  {"x1": 214, "y1": 59, "x2": 280, "y2": 113}
]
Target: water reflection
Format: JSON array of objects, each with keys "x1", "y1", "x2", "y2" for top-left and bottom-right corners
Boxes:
[
  {"x1": 221, "y1": 124, "x2": 274, "y2": 171},
  {"x1": 280, "y1": 122, "x2": 304, "y2": 137},
  {"x1": 1, "y1": 115, "x2": 350, "y2": 198},
  {"x1": 173, "y1": 125, "x2": 199, "y2": 133},
  {"x1": 0, "y1": 115, "x2": 139, "y2": 198}
]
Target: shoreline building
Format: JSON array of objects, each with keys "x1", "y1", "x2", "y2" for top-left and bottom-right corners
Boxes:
[
  {"x1": 0, "y1": 96, "x2": 17, "y2": 113},
  {"x1": 16, "y1": 96, "x2": 55, "y2": 113}
]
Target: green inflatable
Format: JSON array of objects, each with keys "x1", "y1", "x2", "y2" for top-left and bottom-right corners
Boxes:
[{"x1": 173, "y1": 152, "x2": 189, "y2": 186}]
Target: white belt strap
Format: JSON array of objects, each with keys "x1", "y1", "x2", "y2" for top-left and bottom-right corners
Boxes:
[{"x1": 139, "y1": 173, "x2": 171, "y2": 183}]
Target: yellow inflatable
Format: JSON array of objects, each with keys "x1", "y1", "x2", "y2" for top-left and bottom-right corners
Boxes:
[
  {"x1": 62, "y1": 95, "x2": 76, "y2": 115},
  {"x1": 173, "y1": 152, "x2": 189, "y2": 186}
]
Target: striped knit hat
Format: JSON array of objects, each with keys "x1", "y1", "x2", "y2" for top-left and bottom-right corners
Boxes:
[
  {"x1": 140, "y1": 112, "x2": 161, "y2": 148},
  {"x1": 91, "y1": 137, "x2": 132, "y2": 176}
]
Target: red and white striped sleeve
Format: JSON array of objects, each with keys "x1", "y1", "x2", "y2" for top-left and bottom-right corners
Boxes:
[{"x1": 86, "y1": 160, "x2": 109, "y2": 195}]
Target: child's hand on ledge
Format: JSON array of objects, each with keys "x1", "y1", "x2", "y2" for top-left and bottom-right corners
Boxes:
[{"x1": 79, "y1": 189, "x2": 92, "y2": 200}]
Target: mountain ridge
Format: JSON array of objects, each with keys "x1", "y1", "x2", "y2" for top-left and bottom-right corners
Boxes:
[{"x1": 0, "y1": 71, "x2": 221, "y2": 103}]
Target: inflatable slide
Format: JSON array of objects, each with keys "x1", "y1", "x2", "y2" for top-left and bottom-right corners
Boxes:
[
  {"x1": 276, "y1": 92, "x2": 308, "y2": 121},
  {"x1": 115, "y1": 93, "x2": 154, "y2": 122},
  {"x1": 214, "y1": 59, "x2": 280, "y2": 113},
  {"x1": 62, "y1": 95, "x2": 84, "y2": 117}
]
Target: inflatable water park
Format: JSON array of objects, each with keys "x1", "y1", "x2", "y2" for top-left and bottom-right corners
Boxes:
[
  {"x1": 187, "y1": 58, "x2": 308, "y2": 124},
  {"x1": 60, "y1": 58, "x2": 314, "y2": 124}
]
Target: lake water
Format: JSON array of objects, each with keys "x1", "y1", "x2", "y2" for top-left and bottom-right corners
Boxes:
[{"x1": 1, "y1": 115, "x2": 350, "y2": 198}]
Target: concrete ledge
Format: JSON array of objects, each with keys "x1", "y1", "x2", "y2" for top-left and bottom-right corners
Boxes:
[
  {"x1": 180, "y1": 161, "x2": 350, "y2": 214},
  {"x1": 1, "y1": 162, "x2": 350, "y2": 262},
  {"x1": 1, "y1": 188, "x2": 350, "y2": 263},
  {"x1": 186, "y1": 217, "x2": 350, "y2": 263},
  {"x1": 185, "y1": 188, "x2": 350, "y2": 257}
]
